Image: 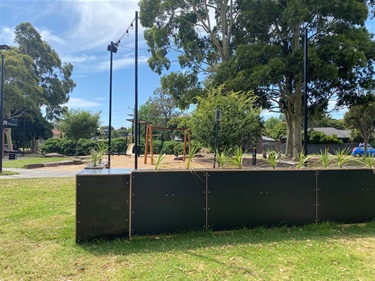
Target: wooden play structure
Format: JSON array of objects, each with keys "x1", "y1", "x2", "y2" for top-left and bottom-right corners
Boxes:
[{"x1": 144, "y1": 126, "x2": 191, "y2": 164}]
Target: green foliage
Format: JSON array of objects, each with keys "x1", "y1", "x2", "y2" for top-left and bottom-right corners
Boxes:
[
  {"x1": 296, "y1": 152, "x2": 310, "y2": 169},
  {"x1": 214, "y1": 0, "x2": 375, "y2": 157},
  {"x1": 40, "y1": 138, "x2": 108, "y2": 156},
  {"x1": 319, "y1": 149, "x2": 331, "y2": 169},
  {"x1": 358, "y1": 156, "x2": 375, "y2": 170},
  {"x1": 313, "y1": 116, "x2": 345, "y2": 129},
  {"x1": 89, "y1": 142, "x2": 108, "y2": 166},
  {"x1": 14, "y1": 22, "x2": 76, "y2": 120},
  {"x1": 111, "y1": 138, "x2": 127, "y2": 155},
  {"x1": 264, "y1": 150, "x2": 282, "y2": 169},
  {"x1": 191, "y1": 86, "x2": 262, "y2": 150},
  {"x1": 60, "y1": 109, "x2": 100, "y2": 156},
  {"x1": 161, "y1": 140, "x2": 180, "y2": 155},
  {"x1": 153, "y1": 150, "x2": 167, "y2": 171},
  {"x1": 215, "y1": 148, "x2": 231, "y2": 169},
  {"x1": 186, "y1": 145, "x2": 199, "y2": 170},
  {"x1": 138, "y1": 89, "x2": 181, "y2": 130},
  {"x1": 264, "y1": 116, "x2": 287, "y2": 140},
  {"x1": 344, "y1": 98, "x2": 375, "y2": 152},
  {"x1": 334, "y1": 147, "x2": 352, "y2": 168},
  {"x1": 230, "y1": 146, "x2": 244, "y2": 169},
  {"x1": 140, "y1": 0, "x2": 236, "y2": 109},
  {"x1": 308, "y1": 131, "x2": 342, "y2": 144}
]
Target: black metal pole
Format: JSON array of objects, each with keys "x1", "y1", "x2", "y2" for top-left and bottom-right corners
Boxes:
[
  {"x1": 23, "y1": 115, "x2": 25, "y2": 156},
  {"x1": 134, "y1": 11, "x2": 139, "y2": 169},
  {"x1": 107, "y1": 41, "x2": 114, "y2": 168},
  {"x1": 0, "y1": 53, "x2": 4, "y2": 172},
  {"x1": 213, "y1": 120, "x2": 219, "y2": 168},
  {"x1": 303, "y1": 28, "x2": 308, "y2": 156}
]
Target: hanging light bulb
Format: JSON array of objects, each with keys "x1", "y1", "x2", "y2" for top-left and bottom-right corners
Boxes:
[
  {"x1": 339, "y1": 43, "x2": 343, "y2": 50},
  {"x1": 353, "y1": 46, "x2": 357, "y2": 52}
]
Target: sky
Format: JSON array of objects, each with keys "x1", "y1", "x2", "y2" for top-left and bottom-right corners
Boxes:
[{"x1": 1, "y1": 0, "x2": 375, "y2": 129}]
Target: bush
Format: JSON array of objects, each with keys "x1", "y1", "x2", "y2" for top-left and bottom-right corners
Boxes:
[
  {"x1": 308, "y1": 131, "x2": 342, "y2": 144},
  {"x1": 111, "y1": 138, "x2": 128, "y2": 155},
  {"x1": 41, "y1": 138, "x2": 109, "y2": 156}
]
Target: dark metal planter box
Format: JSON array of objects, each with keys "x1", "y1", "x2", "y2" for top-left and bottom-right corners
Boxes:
[
  {"x1": 131, "y1": 170, "x2": 207, "y2": 236},
  {"x1": 75, "y1": 168, "x2": 375, "y2": 242},
  {"x1": 317, "y1": 169, "x2": 375, "y2": 223},
  {"x1": 76, "y1": 169, "x2": 131, "y2": 243},
  {"x1": 207, "y1": 170, "x2": 317, "y2": 230}
]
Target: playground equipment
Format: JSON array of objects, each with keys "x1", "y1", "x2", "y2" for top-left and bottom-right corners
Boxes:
[{"x1": 144, "y1": 126, "x2": 191, "y2": 164}]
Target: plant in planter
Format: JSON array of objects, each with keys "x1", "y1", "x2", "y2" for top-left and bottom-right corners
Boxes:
[
  {"x1": 358, "y1": 156, "x2": 375, "y2": 171},
  {"x1": 215, "y1": 148, "x2": 230, "y2": 169},
  {"x1": 152, "y1": 150, "x2": 166, "y2": 171},
  {"x1": 319, "y1": 149, "x2": 331, "y2": 168},
  {"x1": 264, "y1": 150, "x2": 282, "y2": 169},
  {"x1": 186, "y1": 145, "x2": 199, "y2": 169},
  {"x1": 296, "y1": 152, "x2": 310, "y2": 169},
  {"x1": 334, "y1": 147, "x2": 351, "y2": 168},
  {"x1": 230, "y1": 146, "x2": 244, "y2": 169},
  {"x1": 89, "y1": 142, "x2": 107, "y2": 167}
]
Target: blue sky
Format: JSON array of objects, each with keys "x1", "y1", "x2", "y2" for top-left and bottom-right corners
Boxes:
[{"x1": 1, "y1": 0, "x2": 375, "y2": 129}]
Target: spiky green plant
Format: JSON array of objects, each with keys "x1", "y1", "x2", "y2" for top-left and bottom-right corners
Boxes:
[
  {"x1": 89, "y1": 148, "x2": 99, "y2": 167},
  {"x1": 358, "y1": 156, "x2": 375, "y2": 170},
  {"x1": 186, "y1": 146, "x2": 199, "y2": 169},
  {"x1": 334, "y1": 147, "x2": 351, "y2": 168},
  {"x1": 264, "y1": 150, "x2": 282, "y2": 169},
  {"x1": 89, "y1": 142, "x2": 108, "y2": 166},
  {"x1": 215, "y1": 148, "x2": 231, "y2": 169},
  {"x1": 319, "y1": 149, "x2": 331, "y2": 168},
  {"x1": 153, "y1": 151, "x2": 166, "y2": 171},
  {"x1": 230, "y1": 146, "x2": 244, "y2": 168},
  {"x1": 296, "y1": 152, "x2": 310, "y2": 169}
]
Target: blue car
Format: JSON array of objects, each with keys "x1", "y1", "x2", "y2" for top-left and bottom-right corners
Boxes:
[{"x1": 351, "y1": 144, "x2": 375, "y2": 157}]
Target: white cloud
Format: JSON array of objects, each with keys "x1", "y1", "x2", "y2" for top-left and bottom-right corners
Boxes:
[
  {"x1": 39, "y1": 28, "x2": 66, "y2": 46},
  {"x1": 62, "y1": 0, "x2": 140, "y2": 52},
  {"x1": 65, "y1": 97, "x2": 102, "y2": 109},
  {"x1": 96, "y1": 54, "x2": 149, "y2": 72},
  {"x1": 0, "y1": 26, "x2": 15, "y2": 46},
  {"x1": 61, "y1": 54, "x2": 97, "y2": 64}
]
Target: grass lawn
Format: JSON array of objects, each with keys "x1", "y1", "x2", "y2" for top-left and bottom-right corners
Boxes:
[
  {"x1": 1, "y1": 178, "x2": 374, "y2": 280},
  {"x1": 2, "y1": 157, "x2": 74, "y2": 169}
]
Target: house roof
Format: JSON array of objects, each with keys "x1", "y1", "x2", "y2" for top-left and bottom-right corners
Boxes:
[
  {"x1": 312, "y1": 127, "x2": 351, "y2": 139},
  {"x1": 262, "y1": 135, "x2": 276, "y2": 142}
]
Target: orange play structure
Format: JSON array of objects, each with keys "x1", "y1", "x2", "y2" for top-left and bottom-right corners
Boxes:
[{"x1": 144, "y1": 126, "x2": 191, "y2": 164}]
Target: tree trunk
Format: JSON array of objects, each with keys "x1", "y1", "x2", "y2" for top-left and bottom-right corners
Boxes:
[
  {"x1": 4, "y1": 128, "x2": 13, "y2": 150},
  {"x1": 285, "y1": 108, "x2": 294, "y2": 157}
]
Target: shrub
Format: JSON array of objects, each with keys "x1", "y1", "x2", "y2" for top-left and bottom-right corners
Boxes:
[
  {"x1": 308, "y1": 131, "x2": 342, "y2": 144},
  {"x1": 111, "y1": 138, "x2": 127, "y2": 155}
]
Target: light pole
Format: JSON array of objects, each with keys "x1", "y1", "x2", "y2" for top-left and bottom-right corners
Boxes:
[
  {"x1": 134, "y1": 11, "x2": 139, "y2": 170},
  {"x1": 0, "y1": 44, "x2": 10, "y2": 173},
  {"x1": 106, "y1": 41, "x2": 118, "y2": 168},
  {"x1": 303, "y1": 29, "x2": 308, "y2": 156}
]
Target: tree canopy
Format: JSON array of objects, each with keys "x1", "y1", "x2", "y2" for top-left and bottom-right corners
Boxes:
[
  {"x1": 191, "y1": 87, "x2": 262, "y2": 149},
  {"x1": 3, "y1": 22, "x2": 76, "y2": 149},
  {"x1": 139, "y1": 0, "x2": 240, "y2": 109},
  {"x1": 344, "y1": 94, "x2": 375, "y2": 153},
  {"x1": 140, "y1": 0, "x2": 375, "y2": 159},
  {"x1": 60, "y1": 109, "x2": 101, "y2": 156},
  {"x1": 214, "y1": 0, "x2": 375, "y2": 158},
  {"x1": 14, "y1": 22, "x2": 76, "y2": 120}
]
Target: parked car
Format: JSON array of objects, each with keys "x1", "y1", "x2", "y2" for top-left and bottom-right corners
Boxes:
[{"x1": 351, "y1": 144, "x2": 375, "y2": 157}]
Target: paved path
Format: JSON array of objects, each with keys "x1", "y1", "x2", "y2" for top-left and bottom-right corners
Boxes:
[{"x1": 0, "y1": 168, "x2": 79, "y2": 179}]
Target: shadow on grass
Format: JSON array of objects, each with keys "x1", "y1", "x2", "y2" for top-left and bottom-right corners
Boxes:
[{"x1": 79, "y1": 221, "x2": 375, "y2": 256}]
